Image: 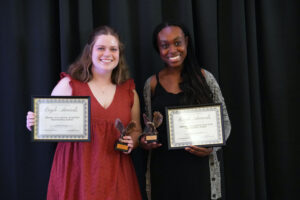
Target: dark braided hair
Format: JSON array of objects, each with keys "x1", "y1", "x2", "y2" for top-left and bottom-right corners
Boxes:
[{"x1": 152, "y1": 22, "x2": 213, "y2": 105}]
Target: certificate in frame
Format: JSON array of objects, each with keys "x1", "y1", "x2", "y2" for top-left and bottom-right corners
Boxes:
[
  {"x1": 165, "y1": 103, "x2": 225, "y2": 149},
  {"x1": 32, "y1": 96, "x2": 91, "y2": 142}
]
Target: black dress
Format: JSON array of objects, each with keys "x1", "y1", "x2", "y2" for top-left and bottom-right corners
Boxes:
[{"x1": 150, "y1": 74, "x2": 211, "y2": 200}]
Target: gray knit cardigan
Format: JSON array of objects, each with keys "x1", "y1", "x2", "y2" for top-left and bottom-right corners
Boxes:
[{"x1": 143, "y1": 69, "x2": 231, "y2": 199}]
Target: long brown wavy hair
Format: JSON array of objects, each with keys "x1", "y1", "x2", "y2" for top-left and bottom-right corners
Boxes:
[{"x1": 68, "y1": 26, "x2": 129, "y2": 84}]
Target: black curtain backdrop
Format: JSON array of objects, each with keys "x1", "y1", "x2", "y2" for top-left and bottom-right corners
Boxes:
[{"x1": 1, "y1": 0, "x2": 299, "y2": 199}]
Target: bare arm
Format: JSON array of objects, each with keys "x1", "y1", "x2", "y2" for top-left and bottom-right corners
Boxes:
[
  {"x1": 130, "y1": 89, "x2": 142, "y2": 148},
  {"x1": 120, "y1": 89, "x2": 142, "y2": 154},
  {"x1": 26, "y1": 77, "x2": 72, "y2": 131},
  {"x1": 51, "y1": 77, "x2": 72, "y2": 96}
]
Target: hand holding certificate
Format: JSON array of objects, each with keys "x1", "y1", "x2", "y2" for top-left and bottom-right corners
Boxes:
[
  {"x1": 32, "y1": 96, "x2": 91, "y2": 142},
  {"x1": 165, "y1": 104, "x2": 225, "y2": 149}
]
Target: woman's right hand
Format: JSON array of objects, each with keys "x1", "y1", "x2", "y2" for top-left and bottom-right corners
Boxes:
[
  {"x1": 26, "y1": 111, "x2": 35, "y2": 131},
  {"x1": 139, "y1": 135, "x2": 162, "y2": 150}
]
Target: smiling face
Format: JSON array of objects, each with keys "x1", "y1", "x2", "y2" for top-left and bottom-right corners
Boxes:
[
  {"x1": 157, "y1": 26, "x2": 188, "y2": 68},
  {"x1": 91, "y1": 34, "x2": 120, "y2": 74}
]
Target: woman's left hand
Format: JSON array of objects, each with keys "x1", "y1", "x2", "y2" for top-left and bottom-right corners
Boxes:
[
  {"x1": 120, "y1": 135, "x2": 134, "y2": 154},
  {"x1": 185, "y1": 146, "x2": 212, "y2": 157}
]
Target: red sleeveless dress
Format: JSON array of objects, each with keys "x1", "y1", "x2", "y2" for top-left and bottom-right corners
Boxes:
[{"x1": 47, "y1": 73, "x2": 142, "y2": 200}]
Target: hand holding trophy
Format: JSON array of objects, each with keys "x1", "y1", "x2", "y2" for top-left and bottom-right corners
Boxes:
[
  {"x1": 142, "y1": 111, "x2": 163, "y2": 143},
  {"x1": 115, "y1": 118, "x2": 136, "y2": 152}
]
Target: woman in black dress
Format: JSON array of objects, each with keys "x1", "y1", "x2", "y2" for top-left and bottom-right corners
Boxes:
[{"x1": 140, "y1": 22, "x2": 231, "y2": 200}]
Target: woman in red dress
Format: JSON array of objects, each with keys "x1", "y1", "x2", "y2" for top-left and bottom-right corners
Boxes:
[{"x1": 26, "y1": 26, "x2": 142, "y2": 200}]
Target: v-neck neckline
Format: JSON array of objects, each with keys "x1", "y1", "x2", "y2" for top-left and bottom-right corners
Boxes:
[{"x1": 86, "y1": 83, "x2": 118, "y2": 110}]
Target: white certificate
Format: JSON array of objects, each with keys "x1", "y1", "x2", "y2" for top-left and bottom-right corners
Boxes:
[
  {"x1": 32, "y1": 96, "x2": 90, "y2": 141},
  {"x1": 165, "y1": 104, "x2": 225, "y2": 149}
]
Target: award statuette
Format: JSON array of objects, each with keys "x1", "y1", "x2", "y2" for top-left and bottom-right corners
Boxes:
[
  {"x1": 142, "y1": 111, "x2": 163, "y2": 143},
  {"x1": 114, "y1": 118, "x2": 136, "y2": 152}
]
